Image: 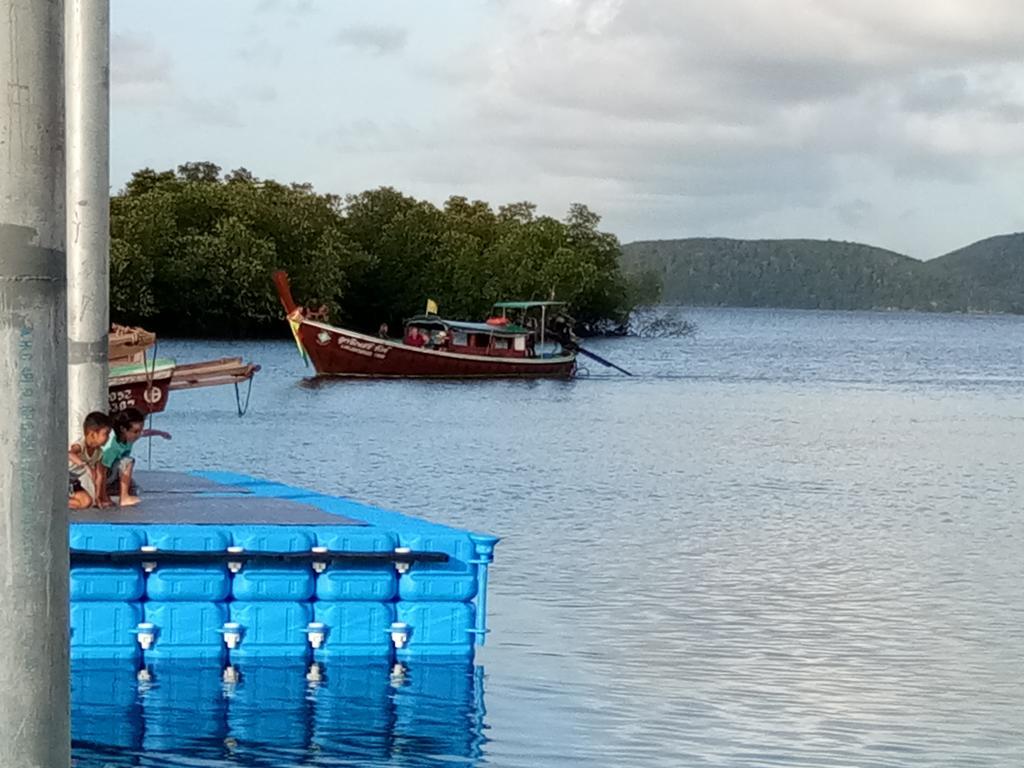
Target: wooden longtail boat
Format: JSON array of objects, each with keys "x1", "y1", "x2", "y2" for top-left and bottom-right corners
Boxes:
[
  {"x1": 272, "y1": 271, "x2": 577, "y2": 379},
  {"x1": 107, "y1": 325, "x2": 261, "y2": 414},
  {"x1": 108, "y1": 358, "x2": 176, "y2": 414}
]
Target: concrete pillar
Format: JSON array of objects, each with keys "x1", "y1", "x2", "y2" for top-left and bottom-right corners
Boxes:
[
  {"x1": 0, "y1": 0, "x2": 71, "y2": 766},
  {"x1": 66, "y1": 0, "x2": 110, "y2": 436}
]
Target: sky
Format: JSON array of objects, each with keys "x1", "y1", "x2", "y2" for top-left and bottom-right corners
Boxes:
[{"x1": 111, "y1": 0, "x2": 1024, "y2": 260}]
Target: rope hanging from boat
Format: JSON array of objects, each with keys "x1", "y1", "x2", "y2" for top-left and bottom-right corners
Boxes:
[
  {"x1": 145, "y1": 338, "x2": 159, "y2": 469},
  {"x1": 234, "y1": 376, "x2": 255, "y2": 417}
]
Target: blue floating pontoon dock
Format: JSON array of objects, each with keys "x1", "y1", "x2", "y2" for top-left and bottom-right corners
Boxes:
[{"x1": 69, "y1": 471, "x2": 498, "y2": 668}]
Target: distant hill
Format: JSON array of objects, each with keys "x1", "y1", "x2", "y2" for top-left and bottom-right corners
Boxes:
[
  {"x1": 924, "y1": 233, "x2": 1024, "y2": 313},
  {"x1": 620, "y1": 235, "x2": 1024, "y2": 312}
]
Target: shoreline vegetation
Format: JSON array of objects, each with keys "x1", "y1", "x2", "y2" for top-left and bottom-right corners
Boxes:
[
  {"x1": 620, "y1": 235, "x2": 1024, "y2": 315},
  {"x1": 111, "y1": 162, "x2": 1023, "y2": 339},
  {"x1": 111, "y1": 162, "x2": 648, "y2": 338}
]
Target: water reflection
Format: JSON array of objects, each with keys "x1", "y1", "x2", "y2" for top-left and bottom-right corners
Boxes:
[{"x1": 72, "y1": 661, "x2": 487, "y2": 767}]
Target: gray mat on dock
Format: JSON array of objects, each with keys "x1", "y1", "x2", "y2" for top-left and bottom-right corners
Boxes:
[
  {"x1": 71, "y1": 496, "x2": 363, "y2": 525},
  {"x1": 133, "y1": 470, "x2": 252, "y2": 495}
]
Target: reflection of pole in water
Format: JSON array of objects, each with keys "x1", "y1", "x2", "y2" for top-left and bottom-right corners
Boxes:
[
  {"x1": 71, "y1": 662, "x2": 490, "y2": 765},
  {"x1": 0, "y1": 2, "x2": 70, "y2": 767}
]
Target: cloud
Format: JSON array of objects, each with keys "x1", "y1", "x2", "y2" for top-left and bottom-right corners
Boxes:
[
  {"x1": 111, "y1": 32, "x2": 241, "y2": 128},
  {"x1": 245, "y1": 84, "x2": 279, "y2": 104},
  {"x1": 333, "y1": 25, "x2": 408, "y2": 56},
  {"x1": 178, "y1": 96, "x2": 242, "y2": 129},
  {"x1": 834, "y1": 199, "x2": 874, "y2": 229},
  {"x1": 255, "y1": 0, "x2": 313, "y2": 15},
  {"x1": 110, "y1": 33, "x2": 172, "y2": 105},
  {"x1": 237, "y1": 38, "x2": 284, "y2": 66},
  {"x1": 397, "y1": 0, "x2": 1024, "y2": 249}
]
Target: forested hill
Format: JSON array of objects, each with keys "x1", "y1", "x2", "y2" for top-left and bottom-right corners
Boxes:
[
  {"x1": 620, "y1": 235, "x2": 1024, "y2": 312},
  {"x1": 925, "y1": 233, "x2": 1024, "y2": 312}
]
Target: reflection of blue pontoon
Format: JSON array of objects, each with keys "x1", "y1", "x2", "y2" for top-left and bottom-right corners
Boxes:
[{"x1": 72, "y1": 661, "x2": 487, "y2": 767}]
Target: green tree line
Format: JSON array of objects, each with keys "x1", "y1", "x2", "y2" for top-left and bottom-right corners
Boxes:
[{"x1": 110, "y1": 162, "x2": 647, "y2": 336}]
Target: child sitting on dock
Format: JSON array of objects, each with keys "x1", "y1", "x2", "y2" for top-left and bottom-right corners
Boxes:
[
  {"x1": 97, "y1": 407, "x2": 171, "y2": 507},
  {"x1": 68, "y1": 411, "x2": 113, "y2": 509}
]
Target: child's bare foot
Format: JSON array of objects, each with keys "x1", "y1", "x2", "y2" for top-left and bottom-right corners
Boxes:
[
  {"x1": 119, "y1": 495, "x2": 141, "y2": 507},
  {"x1": 98, "y1": 499, "x2": 114, "y2": 509}
]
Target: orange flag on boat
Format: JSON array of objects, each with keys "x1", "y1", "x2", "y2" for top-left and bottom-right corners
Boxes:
[
  {"x1": 287, "y1": 309, "x2": 309, "y2": 367},
  {"x1": 426, "y1": 298, "x2": 439, "y2": 315}
]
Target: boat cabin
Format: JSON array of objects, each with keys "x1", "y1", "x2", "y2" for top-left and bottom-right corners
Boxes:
[
  {"x1": 404, "y1": 317, "x2": 533, "y2": 357},
  {"x1": 402, "y1": 301, "x2": 568, "y2": 359}
]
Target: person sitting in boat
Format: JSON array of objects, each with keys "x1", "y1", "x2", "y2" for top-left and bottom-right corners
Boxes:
[
  {"x1": 96, "y1": 407, "x2": 171, "y2": 508},
  {"x1": 405, "y1": 327, "x2": 426, "y2": 347},
  {"x1": 302, "y1": 304, "x2": 330, "y2": 322},
  {"x1": 68, "y1": 411, "x2": 113, "y2": 509}
]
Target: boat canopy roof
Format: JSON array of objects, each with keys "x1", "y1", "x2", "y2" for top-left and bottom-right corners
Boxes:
[
  {"x1": 492, "y1": 300, "x2": 566, "y2": 310},
  {"x1": 447, "y1": 320, "x2": 529, "y2": 336},
  {"x1": 406, "y1": 315, "x2": 530, "y2": 337}
]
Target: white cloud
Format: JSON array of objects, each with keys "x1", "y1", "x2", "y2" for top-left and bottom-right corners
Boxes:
[
  {"x1": 399, "y1": 0, "x2": 1024, "y2": 254},
  {"x1": 111, "y1": 32, "x2": 241, "y2": 129},
  {"x1": 111, "y1": 33, "x2": 171, "y2": 105},
  {"x1": 333, "y1": 25, "x2": 408, "y2": 56},
  {"x1": 109, "y1": 1, "x2": 1024, "y2": 258}
]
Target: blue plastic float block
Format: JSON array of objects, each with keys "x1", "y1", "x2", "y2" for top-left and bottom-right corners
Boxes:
[
  {"x1": 70, "y1": 524, "x2": 147, "y2": 601},
  {"x1": 143, "y1": 602, "x2": 227, "y2": 665},
  {"x1": 231, "y1": 525, "x2": 316, "y2": 601},
  {"x1": 146, "y1": 567, "x2": 231, "y2": 602},
  {"x1": 70, "y1": 602, "x2": 142, "y2": 663},
  {"x1": 140, "y1": 662, "x2": 228, "y2": 753},
  {"x1": 71, "y1": 663, "x2": 144, "y2": 750},
  {"x1": 310, "y1": 663, "x2": 393, "y2": 760},
  {"x1": 313, "y1": 527, "x2": 399, "y2": 601},
  {"x1": 70, "y1": 523, "x2": 144, "y2": 551},
  {"x1": 145, "y1": 525, "x2": 231, "y2": 601},
  {"x1": 396, "y1": 602, "x2": 475, "y2": 659},
  {"x1": 225, "y1": 663, "x2": 314, "y2": 754},
  {"x1": 231, "y1": 525, "x2": 316, "y2": 551},
  {"x1": 145, "y1": 524, "x2": 232, "y2": 550},
  {"x1": 228, "y1": 602, "x2": 313, "y2": 662},
  {"x1": 71, "y1": 565, "x2": 145, "y2": 601},
  {"x1": 398, "y1": 532, "x2": 478, "y2": 602},
  {"x1": 313, "y1": 602, "x2": 395, "y2": 660},
  {"x1": 316, "y1": 564, "x2": 397, "y2": 601},
  {"x1": 232, "y1": 564, "x2": 316, "y2": 601},
  {"x1": 315, "y1": 527, "x2": 396, "y2": 551}
]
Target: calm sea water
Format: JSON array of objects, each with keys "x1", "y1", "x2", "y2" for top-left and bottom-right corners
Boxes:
[{"x1": 75, "y1": 308, "x2": 1024, "y2": 767}]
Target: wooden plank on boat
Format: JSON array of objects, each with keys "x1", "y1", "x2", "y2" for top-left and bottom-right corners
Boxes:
[
  {"x1": 169, "y1": 358, "x2": 260, "y2": 391},
  {"x1": 171, "y1": 357, "x2": 247, "y2": 376}
]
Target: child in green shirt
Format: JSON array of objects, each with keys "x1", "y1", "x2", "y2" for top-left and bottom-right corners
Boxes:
[{"x1": 97, "y1": 407, "x2": 171, "y2": 507}]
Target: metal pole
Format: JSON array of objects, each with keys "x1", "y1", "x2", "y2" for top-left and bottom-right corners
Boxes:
[
  {"x1": 0, "y1": 1, "x2": 70, "y2": 767},
  {"x1": 66, "y1": 0, "x2": 110, "y2": 437}
]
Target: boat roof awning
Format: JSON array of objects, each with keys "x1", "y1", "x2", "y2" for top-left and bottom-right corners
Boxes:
[
  {"x1": 445, "y1": 320, "x2": 529, "y2": 336},
  {"x1": 406, "y1": 316, "x2": 530, "y2": 336},
  {"x1": 492, "y1": 301, "x2": 566, "y2": 310}
]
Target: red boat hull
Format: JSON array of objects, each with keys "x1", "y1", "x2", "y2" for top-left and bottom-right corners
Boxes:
[
  {"x1": 108, "y1": 377, "x2": 172, "y2": 414},
  {"x1": 298, "y1": 321, "x2": 576, "y2": 379}
]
